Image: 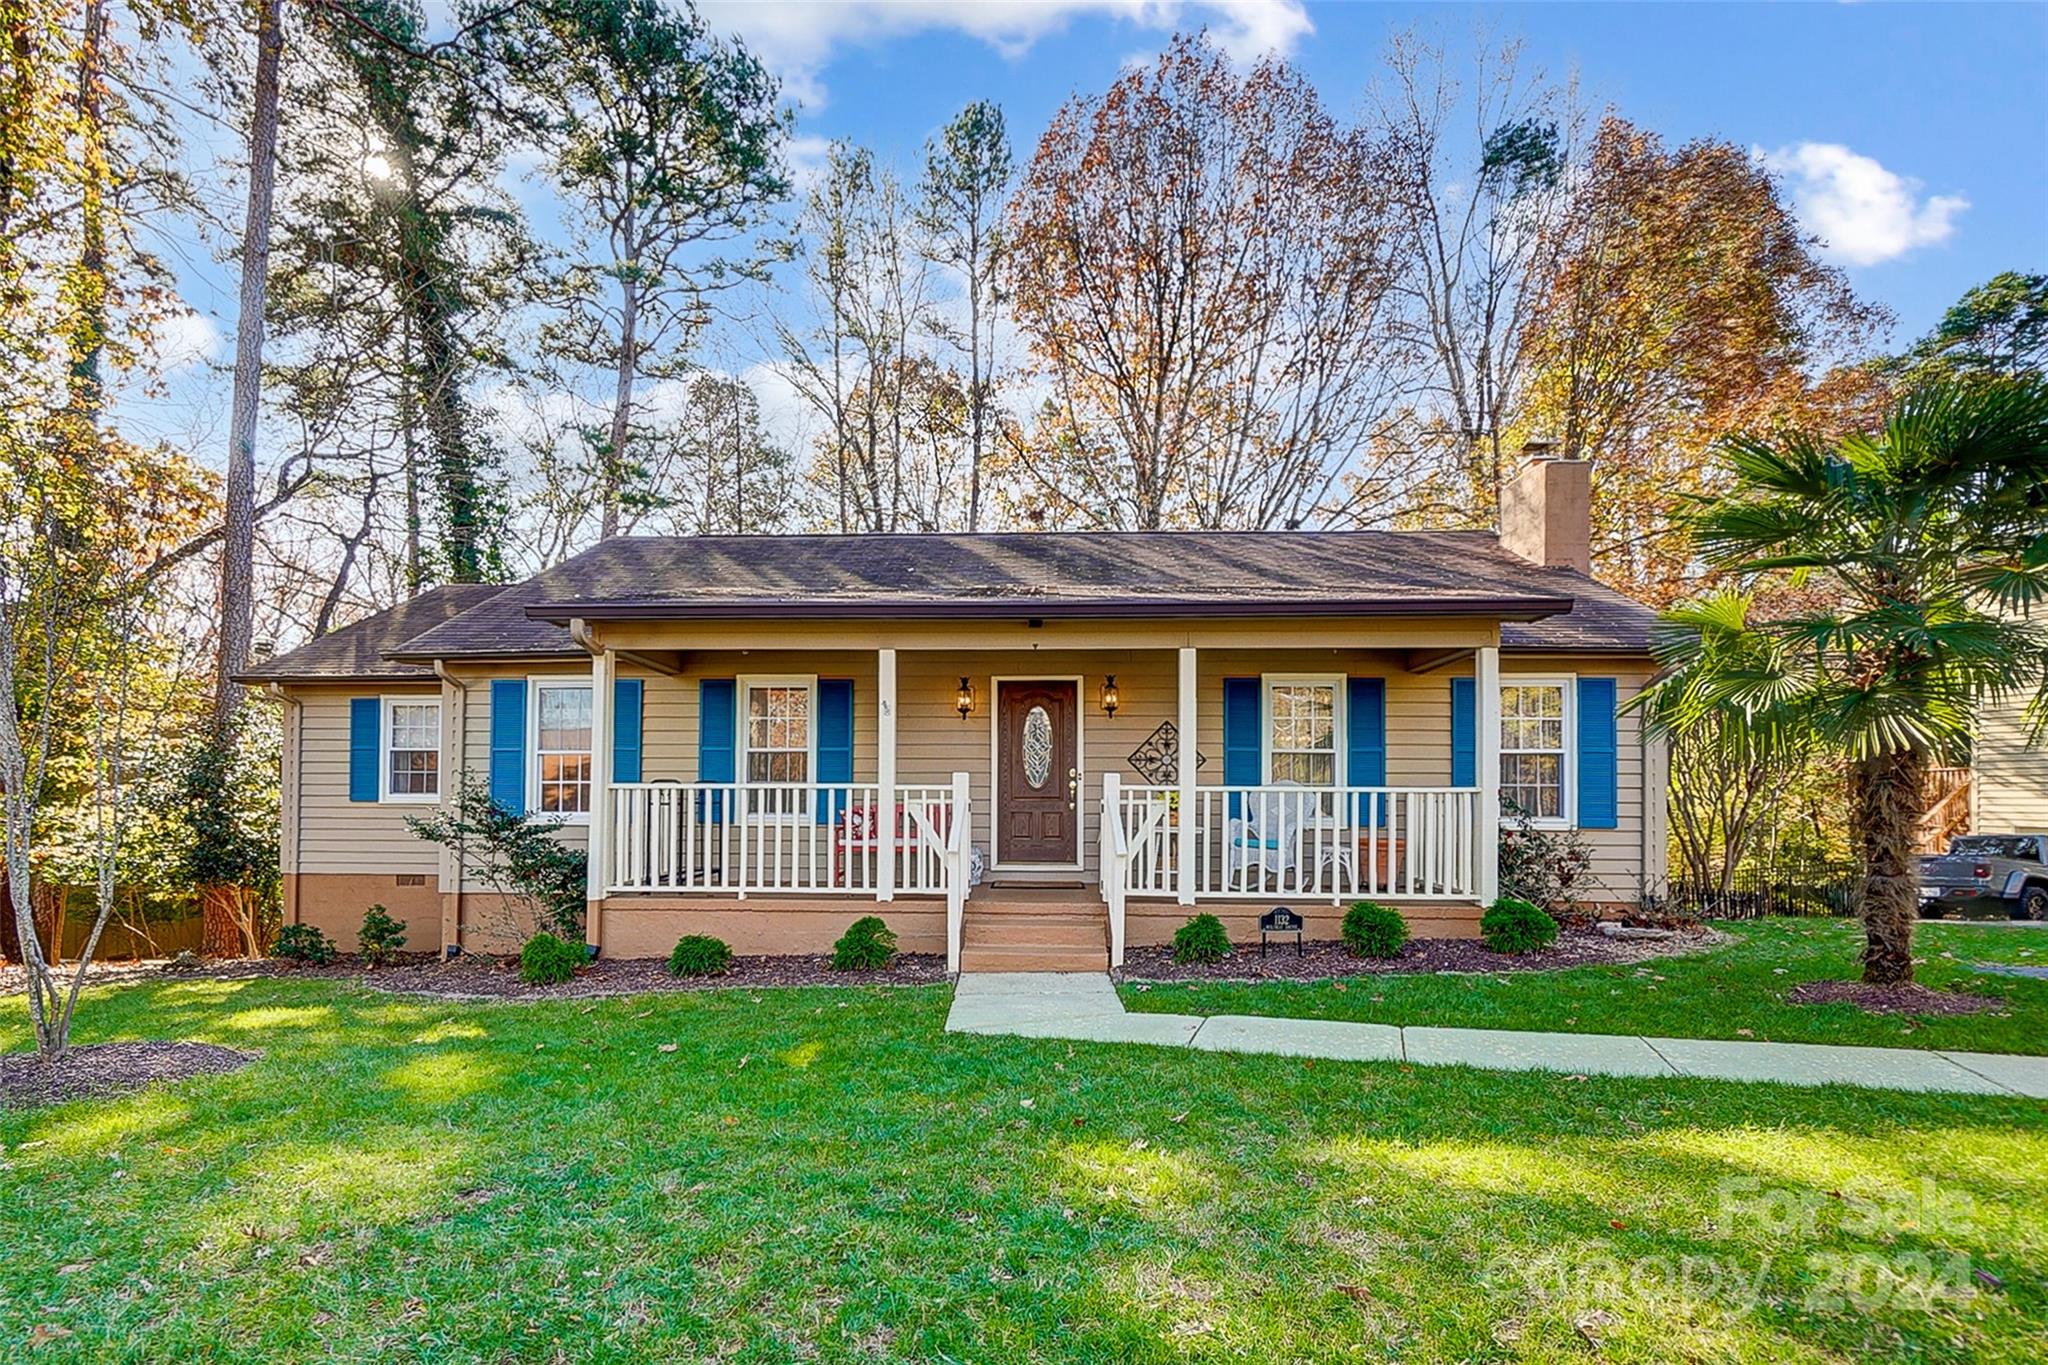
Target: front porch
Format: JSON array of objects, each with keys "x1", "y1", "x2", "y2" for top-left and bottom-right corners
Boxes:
[{"x1": 574, "y1": 635, "x2": 1511, "y2": 972}]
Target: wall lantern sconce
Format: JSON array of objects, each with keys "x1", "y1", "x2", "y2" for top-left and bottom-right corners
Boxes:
[
  {"x1": 1099, "y1": 675, "x2": 1120, "y2": 719},
  {"x1": 956, "y1": 677, "x2": 976, "y2": 720}
]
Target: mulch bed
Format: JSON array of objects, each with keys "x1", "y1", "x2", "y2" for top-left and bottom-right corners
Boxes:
[
  {"x1": 1116, "y1": 925, "x2": 1726, "y2": 983},
  {"x1": 5, "y1": 951, "x2": 951, "y2": 1002},
  {"x1": 1786, "y1": 980, "x2": 2004, "y2": 1016},
  {"x1": 325, "y1": 951, "x2": 953, "y2": 1001},
  {"x1": 0, "y1": 1042, "x2": 256, "y2": 1108},
  {"x1": 1117, "y1": 925, "x2": 1726, "y2": 983}
]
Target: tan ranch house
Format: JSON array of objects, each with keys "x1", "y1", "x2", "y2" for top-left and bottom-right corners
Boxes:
[{"x1": 240, "y1": 456, "x2": 1668, "y2": 972}]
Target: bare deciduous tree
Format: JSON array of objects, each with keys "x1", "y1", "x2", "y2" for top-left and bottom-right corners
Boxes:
[{"x1": 1005, "y1": 34, "x2": 1416, "y2": 531}]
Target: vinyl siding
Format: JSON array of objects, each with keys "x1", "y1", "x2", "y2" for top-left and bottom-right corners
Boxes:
[
  {"x1": 1976, "y1": 692, "x2": 2048, "y2": 831},
  {"x1": 293, "y1": 684, "x2": 444, "y2": 876}
]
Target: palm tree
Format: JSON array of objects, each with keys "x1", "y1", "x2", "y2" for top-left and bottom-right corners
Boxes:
[{"x1": 1639, "y1": 378, "x2": 2048, "y2": 984}]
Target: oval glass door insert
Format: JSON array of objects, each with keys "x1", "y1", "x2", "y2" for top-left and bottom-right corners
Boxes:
[{"x1": 1022, "y1": 705, "x2": 1054, "y2": 788}]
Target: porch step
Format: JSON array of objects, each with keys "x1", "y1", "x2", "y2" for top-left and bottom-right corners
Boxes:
[
  {"x1": 965, "y1": 911, "x2": 1106, "y2": 948},
  {"x1": 959, "y1": 943, "x2": 1110, "y2": 973},
  {"x1": 960, "y1": 908, "x2": 1109, "y2": 973}
]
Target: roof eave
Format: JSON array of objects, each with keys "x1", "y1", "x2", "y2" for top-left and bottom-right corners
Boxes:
[{"x1": 519, "y1": 595, "x2": 1576, "y2": 624}]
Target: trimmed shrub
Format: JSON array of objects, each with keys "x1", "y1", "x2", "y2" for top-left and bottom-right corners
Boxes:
[
  {"x1": 832, "y1": 916, "x2": 898, "y2": 971},
  {"x1": 357, "y1": 904, "x2": 408, "y2": 967},
  {"x1": 520, "y1": 932, "x2": 585, "y2": 985},
  {"x1": 1481, "y1": 897, "x2": 1559, "y2": 955},
  {"x1": 1341, "y1": 901, "x2": 1409, "y2": 959},
  {"x1": 1171, "y1": 913, "x2": 1231, "y2": 964},
  {"x1": 668, "y1": 934, "x2": 734, "y2": 978},
  {"x1": 272, "y1": 923, "x2": 336, "y2": 966}
]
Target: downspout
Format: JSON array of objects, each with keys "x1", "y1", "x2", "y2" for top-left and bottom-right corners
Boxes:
[
  {"x1": 264, "y1": 683, "x2": 301, "y2": 928},
  {"x1": 432, "y1": 660, "x2": 465, "y2": 958}
]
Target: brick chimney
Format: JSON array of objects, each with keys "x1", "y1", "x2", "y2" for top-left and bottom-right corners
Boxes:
[{"x1": 1499, "y1": 439, "x2": 1591, "y2": 574}]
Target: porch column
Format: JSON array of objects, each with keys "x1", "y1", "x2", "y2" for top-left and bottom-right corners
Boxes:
[
  {"x1": 877, "y1": 647, "x2": 897, "y2": 903},
  {"x1": 1475, "y1": 644, "x2": 1501, "y2": 904},
  {"x1": 585, "y1": 646, "x2": 614, "y2": 949},
  {"x1": 1176, "y1": 646, "x2": 1197, "y2": 905}
]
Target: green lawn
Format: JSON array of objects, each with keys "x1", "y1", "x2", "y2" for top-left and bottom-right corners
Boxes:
[
  {"x1": 1124, "y1": 919, "x2": 2048, "y2": 1056},
  {"x1": 1, "y1": 963, "x2": 2045, "y2": 1361}
]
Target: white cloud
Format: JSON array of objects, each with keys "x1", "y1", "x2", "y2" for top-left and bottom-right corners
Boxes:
[
  {"x1": 698, "y1": 0, "x2": 1311, "y2": 110},
  {"x1": 1760, "y1": 141, "x2": 1968, "y2": 267},
  {"x1": 152, "y1": 308, "x2": 223, "y2": 372},
  {"x1": 784, "y1": 135, "x2": 837, "y2": 192}
]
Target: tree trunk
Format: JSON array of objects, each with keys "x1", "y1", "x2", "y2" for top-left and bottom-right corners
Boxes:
[
  {"x1": 0, "y1": 863, "x2": 18, "y2": 964},
  {"x1": 32, "y1": 879, "x2": 64, "y2": 965},
  {"x1": 199, "y1": 883, "x2": 246, "y2": 958},
  {"x1": 214, "y1": 0, "x2": 283, "y2": 729},
  {"x1": 1852, "y1": 747, "x2": 1927, "y2": 985},
  {"x1": 601, "y1": 206, "x2": 638, "y2": 541}
]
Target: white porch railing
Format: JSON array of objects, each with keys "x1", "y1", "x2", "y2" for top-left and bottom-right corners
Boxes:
[
  {"x1": 606, "y1": 778, "x2": 968, "y2": 899},
  {"x1": 1105, "y1": 782, "x2": 1483, "y2": 904}
]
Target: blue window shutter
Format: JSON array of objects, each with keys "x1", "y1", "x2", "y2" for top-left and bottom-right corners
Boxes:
[
  {"x1": 489, "y1": 679, "x2": 527, "y2": 812},
  {"x1": 816, "y1": 678, "x2": 853, "y2": 826},
  {"x1": 1578, "y1": 677, "x2": 1618, "y2": 829},
  {"x1": 1346, "y1": 678, "x2": 1386, "y2": 786},
  {"x1": 699, "y1": 679, "x2": 736, "y2": 823},
  {"x1": 612, "y1": 678, "x2": 643, "y2": 784},
  {"x1": 1450, "y1": 677, "x2": 1476, "y2": 788},
  {"x1": 348, "y1": 698, "x2": 380, "y2": 802},
  {"x1": 1222, "y1": 677, "x2": 1260, "y2": 820},
  {"x1": 1347, "y1": 677, "x2": 1387, "y2": 827}
]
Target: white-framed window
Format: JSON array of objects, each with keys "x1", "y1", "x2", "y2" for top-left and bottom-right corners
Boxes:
[
  {"x1": 382, "y1": 696, "x2": 441, "y2": 802},
  {"x1": 1262, "y1": 674, "x2": 1343, "y2": 788},
  {"x1": 1500, "y1": 676, "x2": 1574, "y2": 825},
  {"x1": 529, "y1": 679, "x2": 594, "y2": 820},
  {"x1": 739, "y1": 675, "x2": 817, "y2": 819}
]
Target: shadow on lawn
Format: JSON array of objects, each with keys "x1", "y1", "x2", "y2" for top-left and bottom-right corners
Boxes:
[{"x1": 1, "y1": 976, "x2": 2043, "y2": 1363}]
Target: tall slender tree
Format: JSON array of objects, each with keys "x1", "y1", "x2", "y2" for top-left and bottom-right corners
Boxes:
[
  {"x1": 505, "y1": 0, "x2": 787, "y2": 540},
  {"x1": 917, "y1": 100, "x2": 1011, "y2": 532},
  {"x1": 214, "y1": 0, "x2": 282, "y2": 727}
]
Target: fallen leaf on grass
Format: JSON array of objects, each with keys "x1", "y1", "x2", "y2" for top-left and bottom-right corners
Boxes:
[
  {"x1": 27, "y1": 1324, "x2": 72, "y2": 1347},
  {"x1": 657, "y1": 1043, "x2": 678, "y2": 1054},
  {"x1": 1736, "y1": 1029, "x2": 1754, "y2": 1038},
  {"x1": 1336, "y1": 1284, "x2": 1371, "y2": 1303},
  {"x1": 1574, "y1": 1308, "x2": 1618, "y2": 1346},
  {"x1": 1608, "y1": 1220, "x2": 1628, "y2": 1230}
]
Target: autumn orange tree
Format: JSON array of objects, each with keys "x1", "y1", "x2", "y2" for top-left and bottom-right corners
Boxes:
[
  {"x1": 1518, "y1": 116, "x2": 1889, "y2": 604},
  {"x1": 1005, "y1": 33, "x2": 1414, "y2": 530}
]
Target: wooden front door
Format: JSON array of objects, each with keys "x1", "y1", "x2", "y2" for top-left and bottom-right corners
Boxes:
[{"x1": 996, "y1": 680, "x2": 1079, "y2": 864}]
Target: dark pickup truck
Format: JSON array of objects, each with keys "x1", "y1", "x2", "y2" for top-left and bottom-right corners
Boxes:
[{"x1": 1918, "y1": 834, "x2": 2048, "y2": 920}]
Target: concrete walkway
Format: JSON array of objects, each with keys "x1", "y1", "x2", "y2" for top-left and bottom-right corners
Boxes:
[{"x1": 945, "y1": 973, "x2": 2048, "y2": 1098}]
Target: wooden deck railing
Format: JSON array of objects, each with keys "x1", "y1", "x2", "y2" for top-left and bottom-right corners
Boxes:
[{"x1": 1105, "y1": 782, "x2": 1484, "y2": 904}]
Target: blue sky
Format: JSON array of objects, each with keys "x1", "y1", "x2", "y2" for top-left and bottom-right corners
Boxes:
[{"x1": 144, "y1": 0, "x2": 2047, "y2": 458}]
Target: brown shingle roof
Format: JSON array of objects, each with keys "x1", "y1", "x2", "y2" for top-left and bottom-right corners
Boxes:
[
  {"x1": 260, "y1": 533, "x2": 1658, "y2": 675},
  {"x1": 234, "y1": 584, "x2": 513, "y2": 683}
]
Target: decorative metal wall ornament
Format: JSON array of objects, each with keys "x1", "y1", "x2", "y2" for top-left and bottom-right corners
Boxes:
[
  {"x1": 1125, "y1": 721, "x2": 1206, "y2": 786},
  {"x1": 1022, "y1": 706, "x2": 1054, "y2": 788}
]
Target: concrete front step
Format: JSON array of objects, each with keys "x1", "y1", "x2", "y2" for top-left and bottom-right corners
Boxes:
[{"x1": 959, "y1": 943, "x2": 1110, "y2": 973}]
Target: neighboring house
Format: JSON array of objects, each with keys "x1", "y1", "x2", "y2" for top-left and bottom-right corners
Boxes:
[
  {"x1": 239, "y1": 456, "x2": 1667, "y2": 971},
  {"x1": 1969, "y1": 692, "x2": 2048, "y2": 833}
]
